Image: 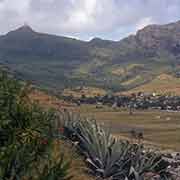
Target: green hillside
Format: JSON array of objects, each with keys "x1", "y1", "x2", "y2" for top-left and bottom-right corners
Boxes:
[{"x1": 1, "y1": 21, "x2": 180, "y2": 92}]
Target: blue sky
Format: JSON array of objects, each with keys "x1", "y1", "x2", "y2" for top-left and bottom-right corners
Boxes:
[{"x1": 0, "y1": 0, "x2": 180, "y2": 40}]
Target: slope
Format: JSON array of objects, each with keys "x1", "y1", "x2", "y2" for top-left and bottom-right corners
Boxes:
[{"x1": 0, "y1": 21, "x2": 180, "y2": 92}]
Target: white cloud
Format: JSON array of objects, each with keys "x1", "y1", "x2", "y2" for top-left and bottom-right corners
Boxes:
[
  {"x1": 0, "y1": 0, "x2": 30, "y2": 13},
  {"x1": 0, "y1": 0, "x2": 180, "y2": 40},
  {"x1": 63, "y1": 0, "x2": 97, "y2": 31},
  {"x1": 136, "y1": 17, "x2": 156, "y2": 30}
]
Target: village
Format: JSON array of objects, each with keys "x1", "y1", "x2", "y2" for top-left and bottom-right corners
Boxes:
[{"x1": 61, "y1": 91, "x2": 180, "y2": 112}]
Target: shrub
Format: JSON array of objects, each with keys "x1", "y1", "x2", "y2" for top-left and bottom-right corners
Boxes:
[
  {"x1": 0, "y1": 71, "x2": 72, "y2": 180},
  {"x1": 38, "y1": 153, "x2": 73, "y2": 180}
]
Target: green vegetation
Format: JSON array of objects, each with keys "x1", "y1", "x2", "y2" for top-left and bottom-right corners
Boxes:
[{"x1": 0, "y1": 71, "x2": 72, "y2": 180}]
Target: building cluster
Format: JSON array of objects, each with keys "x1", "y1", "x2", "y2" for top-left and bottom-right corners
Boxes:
[{"x1": 62, "y1": 92, "x2": 180, "y2": 111}]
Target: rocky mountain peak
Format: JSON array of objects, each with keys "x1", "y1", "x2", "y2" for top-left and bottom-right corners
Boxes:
[
  {"x1": 135, "y1": 20, "x2": 180, "y2": 51},
  {"x1": 17, "y1": 24, "x2": 34, "y2": 32},
  {"x1": 6, "y1": 24, "x2": 36, "y2": 38}
]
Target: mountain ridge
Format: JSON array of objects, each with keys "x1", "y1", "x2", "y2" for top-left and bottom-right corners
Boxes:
[{"x1": 0, "y1": 20, "x2": 180, "y2": 92}]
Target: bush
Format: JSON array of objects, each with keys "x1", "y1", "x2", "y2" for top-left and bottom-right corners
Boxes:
[{"x1": 0, "y1": 71, "x2": 72, "y2": 180}]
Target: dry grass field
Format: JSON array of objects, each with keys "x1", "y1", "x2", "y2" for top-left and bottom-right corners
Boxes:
[
  {"x1": 77, "y1": 105, "x2": 180, "y2": 151},
  {"x1": 124, "y1": 73, "x2": 180, "y2": 95},
  {"x1": 63, "y1": 86, "x2": 107, "y2": 98},
  {"x1": 30, "y1": 89, "x2": 180, "y2": 151}
]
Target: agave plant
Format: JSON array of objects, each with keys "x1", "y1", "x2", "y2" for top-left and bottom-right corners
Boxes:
[
  {"x1": 59, "y1": 112, "x2": 171, "y2": 180},
  {"x1": 58, "y1": 111, "x2": 81, "y2": 139},
  {"x1": 59, "y1": 114, "x2": 128, "y2": 179},
  {"x1": 125, "y1": 145, "x2": 170, "y2": 180}
]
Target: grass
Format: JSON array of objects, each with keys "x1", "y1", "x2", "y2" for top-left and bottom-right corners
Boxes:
[
  {"x1": 52, "y1": 139, "x2": 94, "y2": 180},
  {"x1": 126, "y1": 63, "x2": 145, "y2": 71},
  {"x1": 76, "y1": 105, "x2": 180, "y2": 151},
  {"x1": 126, "y1": 73, "x2": 180, "y2": 95},
  {"x1": 111, "y1": 67, "x2": 125, "y2": 76},
  {"x1": 30, "y1": 89, "x2": 180, "y2": 151},
  {"x1": 63, "y1": 86, "x2": 107, "y2": 98},
  {"x1": 121, "y1": 75, "x2": 143, "y2": 86}
]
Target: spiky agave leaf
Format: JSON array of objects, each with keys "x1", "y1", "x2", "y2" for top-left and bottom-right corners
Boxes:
[{"x1": 58, "y1": 111, "x2": 171, "y2": 180}]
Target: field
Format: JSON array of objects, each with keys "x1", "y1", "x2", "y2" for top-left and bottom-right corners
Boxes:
[
  {"x1": 30, "y1": 89, "x2": 180, "y2": 151},
  {"x1": 63, "y1": 86, "x2": 107, "y2": 98},
  {"x1": 77, "y1": 105, "x2": 180, "y2": 151},
  {"x1": 124, "y1": 73, "x2": 180, "y2": 95}
]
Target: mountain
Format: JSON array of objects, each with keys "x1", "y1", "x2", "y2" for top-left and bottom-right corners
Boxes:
[
  {"x1": 0, "y1": 21, "x2": 180, "y2": 92},
  {"x1": 0, "y1": 25, "x2": 89, "y2": 62}
]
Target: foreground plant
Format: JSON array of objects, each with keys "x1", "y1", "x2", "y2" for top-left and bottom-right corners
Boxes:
[
  {"x1": 0, "y1": 71, "x2": 72, "y2": 180},
  {"x1": 59, "y1": 111, "x2": 171, "y2": 180},
  {"x1": 38, "y1": 153, "x2": 72, "y2": 180}
]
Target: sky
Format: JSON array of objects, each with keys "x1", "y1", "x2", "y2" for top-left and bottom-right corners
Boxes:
[{"x1": 0, "y1": 0, "x2": 180, "y2": 40}]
